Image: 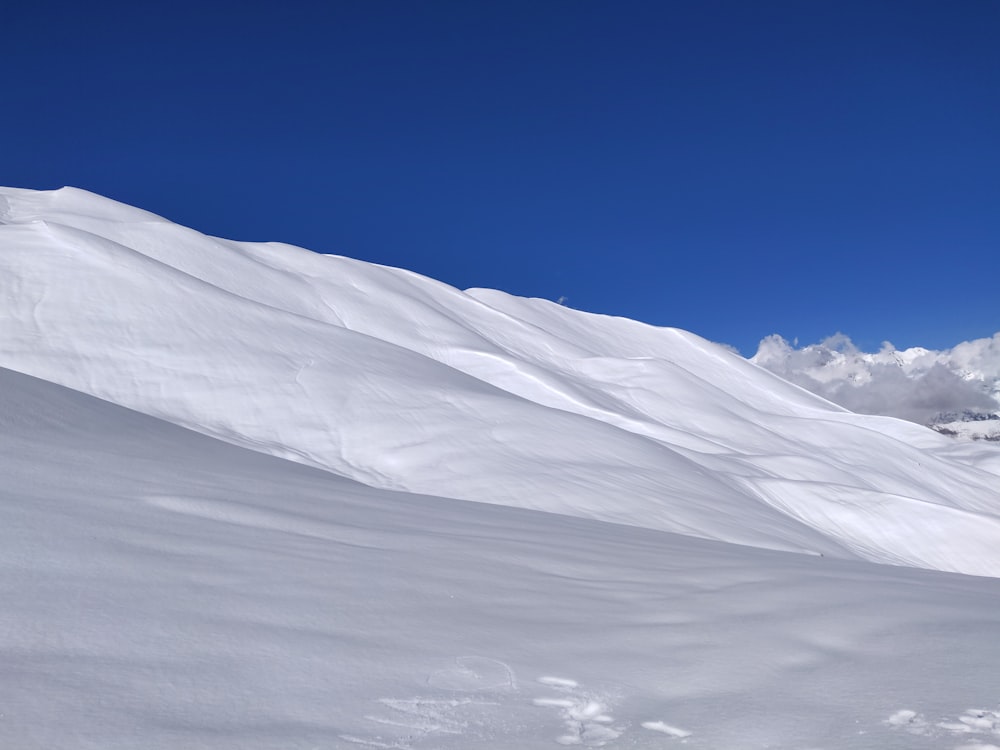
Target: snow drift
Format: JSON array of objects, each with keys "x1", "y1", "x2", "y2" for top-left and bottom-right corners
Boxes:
[
  {"x1": 4, "y1": 186, "x2": 1000, "y2": 750},
  {"x1": 1, "y1": 186, "x2": 999, "y2": 576},
  {"x1": 4, "y1": 365, "x2": 1000, "y2": 750}
]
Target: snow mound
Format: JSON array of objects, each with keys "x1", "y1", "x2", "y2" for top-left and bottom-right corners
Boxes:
[
  {"x1": 2, "y1": 186, "x2": 1000, "y2": 576},
  {"x1": 4, "y1": 366, "x2": 1000, "y2": 749}
]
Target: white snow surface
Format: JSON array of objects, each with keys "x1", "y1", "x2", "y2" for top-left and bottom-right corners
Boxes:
[
  {"x1": 3, "y1": 187, "x2": 1000, "y2": 749},
  {"x1": 2, "y1": 186, "x2": 999, "y2": 575}
]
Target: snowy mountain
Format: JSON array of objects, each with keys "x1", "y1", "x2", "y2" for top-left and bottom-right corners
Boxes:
[
  {"x1": 752, "y1": 333, "x2": 1000, "y2": 440},
  {"x1": 3, "y1": 186, "x2": 1000, "y2": 750}
]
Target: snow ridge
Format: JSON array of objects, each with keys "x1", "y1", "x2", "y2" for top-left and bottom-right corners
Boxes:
[
  {"x1": 5, "y1": 188, "x2": 1000, "y2": 750},
  {"x1": 2, "y1": 186, "x2": 1000, "y2": 576}
]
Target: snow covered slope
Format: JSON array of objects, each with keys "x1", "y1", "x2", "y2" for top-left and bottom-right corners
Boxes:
[
  {"x1": 4, "y1": 366, "x2": 1000, "y2": 750},
  {"x1": 2, "y1": 186, "x2": 1000, "y2": 576}
]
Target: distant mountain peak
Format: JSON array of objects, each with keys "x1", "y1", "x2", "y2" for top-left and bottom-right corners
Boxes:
[{"x1": 752, "y1": 332, "x2": 1000, "y2": 433}]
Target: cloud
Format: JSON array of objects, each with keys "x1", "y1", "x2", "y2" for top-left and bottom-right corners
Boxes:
[{"x1": 751, "y1": 333, "x2": 1000, "y2": 425}]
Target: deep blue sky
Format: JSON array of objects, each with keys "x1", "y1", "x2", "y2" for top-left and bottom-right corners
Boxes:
[{"x1": 4, "y1": 1, "x2": 997, "y2": 354}]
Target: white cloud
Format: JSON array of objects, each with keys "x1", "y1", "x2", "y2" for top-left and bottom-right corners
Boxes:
[{"x1": 751, "y1": 333, "x2": 1000, "y2": 425}]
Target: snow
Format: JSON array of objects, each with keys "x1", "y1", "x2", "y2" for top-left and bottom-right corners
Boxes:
[{"x1": 3, "y1": 186, "x2": 1000, "y2": 749}]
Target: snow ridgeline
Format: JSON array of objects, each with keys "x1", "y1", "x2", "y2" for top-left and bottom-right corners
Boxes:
[
  {"x1": 4, "y1": 187, "x2": 1000, "y2": 750},
  {"x1": 1, "y1": 185, "x2": 999, "y2": 577}
]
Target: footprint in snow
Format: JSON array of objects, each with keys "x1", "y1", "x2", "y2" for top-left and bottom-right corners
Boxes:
[
  {"x1": 532, "y1": 675, "x2": 622, "y2": 746},
  {"x1": 341, "y1": 656, "x2": 515, "y2": 748},
  {"x1": 937, "y1": 707, "x2": 1000, "y2": 736},
  {"x1": 886, "y1": 709, "x2": 930, "y2": 735},
  {"x1": 531, "y1": 675, "x2": 691, "y2": 746},
  {"x1": 641, "y1": 720, "x2": 693, "y2": 738},
  {"x1": 887, "y1": 705, "x2": 1000, "y2": 745}
]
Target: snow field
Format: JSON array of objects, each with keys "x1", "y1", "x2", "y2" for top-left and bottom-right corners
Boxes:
[
  {"x1": 4, "y1": 368, "x2": 1000, "y2": 748},
  {"x1": 3, "y1": 187, "x2": 1000, "y2": 748},
  {"x1": 1, "y1": 186, "x2": 999, "y2": 576}
]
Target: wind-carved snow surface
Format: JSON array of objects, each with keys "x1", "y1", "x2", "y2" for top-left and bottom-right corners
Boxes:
[
  {"x1": 3, "y1": 367, "x2": 1000, "y2": 750},
  {"x1": 2, "y1": 187, "x2": 999, "y2": 576},
  {"x1": 3, "y1": 187, "x2": 1000, "y2": 748}
]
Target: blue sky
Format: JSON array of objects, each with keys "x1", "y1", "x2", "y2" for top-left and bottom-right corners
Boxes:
[{"x1": 4, "y1": 1, "x2": 997, "y2": 354}]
